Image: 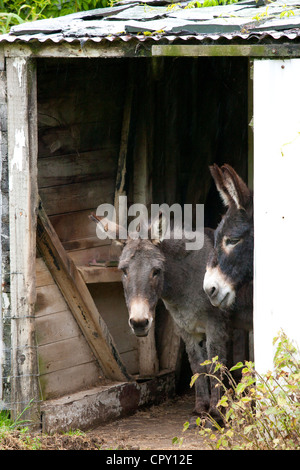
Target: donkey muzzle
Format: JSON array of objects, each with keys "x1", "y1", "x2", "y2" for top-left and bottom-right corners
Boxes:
[
  {"x1": 203, "y1": 266, "x2": 236, "y2": 309},
  {"x1": 128, "y1": 298, "x2": 153, "y2": 337}
]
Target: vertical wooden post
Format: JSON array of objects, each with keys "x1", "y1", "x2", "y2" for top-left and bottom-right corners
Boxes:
[
  {"x1": 133, "y1": 63, "x2": 159, "y2": 377},
  {"x1": 0, "y1": 48, "x2": 10, "y2": 410},
  {"x1": 7, "y1": 56, "x2": 40, "y2": 426},
  {"x1": 114, "y1": 61, "x2": 134, "y2": 219}
]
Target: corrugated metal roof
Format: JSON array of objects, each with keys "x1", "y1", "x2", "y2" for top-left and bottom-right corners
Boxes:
[{"x1": 2, "y1": 0, "x2": 300, "y2": 45}]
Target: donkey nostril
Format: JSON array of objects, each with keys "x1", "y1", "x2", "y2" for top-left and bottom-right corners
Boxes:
[
  {"x1": 209, "y1": 286, "x2": 218, "y2": 298},
  {"x1": 130, "y1": 318, "x2": 149, "y2": 329}
]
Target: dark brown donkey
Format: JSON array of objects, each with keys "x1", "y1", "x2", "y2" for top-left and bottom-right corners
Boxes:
[
  {"x1": 91, "y1": 209, "x2": 246, "y2": 423},
  {"x1": 203, "y1": 164, "x2": 253, "y2": 330}
]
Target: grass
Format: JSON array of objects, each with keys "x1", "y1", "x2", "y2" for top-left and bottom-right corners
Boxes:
[{"x1": 0, "y1": 408, "x2": 104, "y2": 450}]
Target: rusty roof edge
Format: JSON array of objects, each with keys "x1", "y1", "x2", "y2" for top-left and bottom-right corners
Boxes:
[{"x1": 1, "y1": 29, "x2": 300, "y2": 45}]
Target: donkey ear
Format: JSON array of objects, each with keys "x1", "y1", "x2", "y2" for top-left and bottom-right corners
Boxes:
[
  {"x1": 149, "y1": 211, "x2": 168, "y2": 245},
  {"x1": 89, "y1": 213, "x2": 126, "y2": 246},
  {"x1": 221, "y1": 164, "x2": 251, "y2": 211},
  {"x1": 209, "y1": 164, "x2": 233, "y2": 207}
]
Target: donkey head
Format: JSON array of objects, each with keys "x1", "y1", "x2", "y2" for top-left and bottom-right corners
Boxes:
[
  {"x1": 203, "y1": 164, "x2": 253, "y2": 310},
  {"x1": 118, "y1": 238, "x2": 165, "y2": 337},
  {"x1": 90, "y1": 214, "x2": 166, "y2": 337}
]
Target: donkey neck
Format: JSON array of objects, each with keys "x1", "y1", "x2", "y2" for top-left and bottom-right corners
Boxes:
[{"x1": 160, "y1": 233, "x2": 213, "y2": 308}]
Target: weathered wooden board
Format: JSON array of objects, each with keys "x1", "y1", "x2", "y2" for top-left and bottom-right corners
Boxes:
[
  {"x1": 36, "y1": 256, "x2": 55, "y2": 287},
  {"x1": 88, "y1": 283, "x2": 139, "y2": 375},
  {"x1": 37, "y1": 150, "x2": 116, "y2": 186},
  {"x1": 131, "y1": 62, "x2": 158, "y2": 377},
  {"x1": 114, "y1": 60, "x2": 134, "y2": 220},
  {"x1": 7, "y1": 56, "x2": 40, "y2": 425},
  {"x1": 67, "y1": 245, "x2": 113, "y2": 267},
  {"x1": 37, "y1": 59, "x2": 127, "y2": 162},
  {"x1": 35, "y1": 257, "x2": 103, "y2": 400},
  {"x1": 41, "y1": 371, "x2": 176, "y2": 434},
  {"x1": 48, "y1": 209, "x2": 104, "y2": 243},
  {"x1": 49, "y1": 209, "x2": 112, "y2": 256},
  {"x1": 36, "y1": 309, "x2": 82, "y2": 345},
  {"x1": 39, "y1": 363, "x2": 102, "y2": 401},
  {"x1": 38, "y1": 336, "x2": 97, "y2": 374},
  {"x1": 36, "y1": 285, "x2": 67, "y2": 316},
  {"x1": 39, "y1": 178, "x2": 115, "y2": 216},
  {"x1": 78, "y1": 266, "x2": 122, "y2": 283}
]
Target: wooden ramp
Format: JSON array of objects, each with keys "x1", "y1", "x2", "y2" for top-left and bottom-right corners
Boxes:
[{"x1": 37, "y1": 201, "x2": 131, "y2": 383}]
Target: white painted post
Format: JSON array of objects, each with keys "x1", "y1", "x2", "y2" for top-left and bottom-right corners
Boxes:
[
  {"x1": 253, "y1": 59, "x2": 300, "y2": 374},
  {"x1": 7, "y1": 56, "x2": 40, "y2": 425}
]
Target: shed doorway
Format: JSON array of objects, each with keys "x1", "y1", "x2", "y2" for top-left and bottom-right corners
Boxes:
[{"x1": 34, "y1": 55, "x2": 251, "y2": 425}]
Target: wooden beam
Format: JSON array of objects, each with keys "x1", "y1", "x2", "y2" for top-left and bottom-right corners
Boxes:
[
  {"x1": 7, "y1": 57, "x2": 40, "y2": 425},
  {"x1": 36, "y1": 201, "x2": 131, "y2": 382},
  {"x1": 152, "y1": 44, "x2": 300, "y2": 58},
  {"x1": 3, "y1": 41, "x2": 150, "y2": 60},
  {"x1": 41, "y1": 371, "x2": 176, "y2": 433},
  {"x1": 77, "y1": 266, "x2": 122, "y2": 284},
  {"x1": 133, "y1": 63, "x2": 159, "y2": 377},
  {"x1": 113, "y1": 60, "x2": 134, "y2": 219}
]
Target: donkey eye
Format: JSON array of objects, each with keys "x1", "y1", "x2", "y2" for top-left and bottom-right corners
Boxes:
[
  {"x1": 152, "y1": 268, "x2": 161, "y2": 278},
  {"x1": 226, "y1": 238, "x2": 240, "y2": 246},
  {"x1": 121, "y1": 267, "x2": 128, "y2": 277}
]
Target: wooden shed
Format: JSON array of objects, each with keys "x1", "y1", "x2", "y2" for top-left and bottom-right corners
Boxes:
[{"x1": 1, "y1": 0, "x2": 300, "y2": 432}]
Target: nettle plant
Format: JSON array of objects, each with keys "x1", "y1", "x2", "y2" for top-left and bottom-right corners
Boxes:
[{"x1": 185, "y1": 331, "x2": 300, "y2": 450}]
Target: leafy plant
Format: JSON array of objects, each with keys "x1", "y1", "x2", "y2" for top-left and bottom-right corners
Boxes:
[
  {"x1": 185, "y1": 0, "x2": 237, "y2": 8},
  {"x1": 181, "y1": 331, "x2": 300, "y2": 450},
  {"x1": 0, "y1": 398, "x2": 34, "y2": 432}
]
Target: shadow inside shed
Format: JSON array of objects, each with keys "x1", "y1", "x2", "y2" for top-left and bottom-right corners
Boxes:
[{"x1": 35, "y1": 56, "x2": 250, "y2": 429}]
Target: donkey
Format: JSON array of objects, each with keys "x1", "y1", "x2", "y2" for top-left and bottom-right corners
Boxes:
[
  {"x1": 203, "y1": 164, "x2": 253, "y2": 331},
  {"x1": 91, "y1": 211, "x2": 241, "y2": 423}
]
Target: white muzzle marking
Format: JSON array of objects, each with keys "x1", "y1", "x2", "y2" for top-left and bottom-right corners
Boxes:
[
  {"x1": 203, "y1": 266, "x2": 236, "y2": 309},
  {"x1": 129, "y1": 297, "x2": 153, "y2": 336}
]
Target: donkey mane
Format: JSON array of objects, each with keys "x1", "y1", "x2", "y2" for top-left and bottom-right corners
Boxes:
[{"x1": 119, "y1": 238, "x2": 165, "y2": 265}]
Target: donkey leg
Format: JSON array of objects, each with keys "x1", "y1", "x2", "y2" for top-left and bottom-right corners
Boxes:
[
  {"x1": 181, "y1": 331, "x2": 210, "y2": 416},
  {"x1": 205, "y1": 312, "x2": 232, "y2": 423}
]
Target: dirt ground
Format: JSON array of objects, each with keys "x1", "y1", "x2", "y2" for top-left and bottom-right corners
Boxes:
[
  {"x1": 93, "y1": 390, "x2": 208, "y2": 451},
  {"x1": 0, "y1": 391, "x2": 208, "y2": 450}
]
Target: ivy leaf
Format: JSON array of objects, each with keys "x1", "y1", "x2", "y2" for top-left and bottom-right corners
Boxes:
[{"x1": 190, "y1": 373, "x2": 199, "y2": 387}]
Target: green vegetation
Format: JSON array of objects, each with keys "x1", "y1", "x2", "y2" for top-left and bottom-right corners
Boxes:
[
  {"x1": 0, "y1": 410, "x2": 103, "y2": 449},
  {"x1": 185, "y1": 0, "x2": 237, "y2": 8},
  {"x1": 0, "y1": 0, "x2": 113, "y2": 33},
  {"x1": 175, "y1": 330, "x2": 300, "y2": 450}
]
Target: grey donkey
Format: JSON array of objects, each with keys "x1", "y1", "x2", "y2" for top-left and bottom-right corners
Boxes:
[{"x1": 91, "y1": 210, "x2": 239, "y2": 423}]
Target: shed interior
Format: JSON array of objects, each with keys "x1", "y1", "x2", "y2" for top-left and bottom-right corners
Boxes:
[{"x1": 35, "y1": 56, "x2": 250, "y2": 405}]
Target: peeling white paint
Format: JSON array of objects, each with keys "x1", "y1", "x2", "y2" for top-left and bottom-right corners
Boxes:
[
  {"x1": 12, "y1": 57, "x2": 26, "y2": 88},
  {"x1": 0, "y1": 340, "x2": 3, "y2": 364},
  {"x1": 2, "y1": 293, "x2": 10, "y2": 311},
  {"x1": 11, "y1": 128, "x2": 26, "y2": 173}
]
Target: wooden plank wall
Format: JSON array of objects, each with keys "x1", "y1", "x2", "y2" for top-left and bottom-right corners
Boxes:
[
  {"x1": 36, "y1": 58, "x2": 140, "y2": 398},
  {"x1": 37, "y1": 59, "x2": 126, "y2": 266},
  {"x1": 36, "y1": 256, "x2": 103, "y2": 399}
]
